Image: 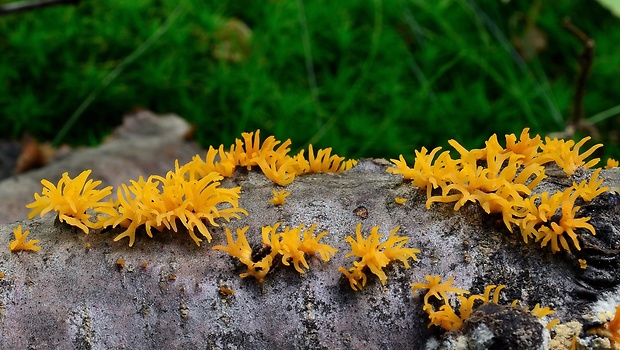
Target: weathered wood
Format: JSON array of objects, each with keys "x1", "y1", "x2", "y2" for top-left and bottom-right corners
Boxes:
[{"x1": 1, "y1": 158, "x2": 619, "y2": 349}]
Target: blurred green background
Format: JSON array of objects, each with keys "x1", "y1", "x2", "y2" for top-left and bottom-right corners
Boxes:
[{"x1": 1, "y1": 0, "x2": 619, "y2": 160}]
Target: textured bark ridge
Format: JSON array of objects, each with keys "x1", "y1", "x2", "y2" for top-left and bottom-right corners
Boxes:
[{"x1": 1, "y1": 159, "x2": 620, "y2": 349}]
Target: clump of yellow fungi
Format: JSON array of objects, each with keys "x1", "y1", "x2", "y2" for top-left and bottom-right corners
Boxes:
[
  {"x1": 339, "y1": 223, "x2": 420, "y2": 291},
  {"x1": 189, "y1": 130, "x2": 357, "y2": 185},
  {"x1": 103, "y1": 161, "x2": 247, "y2": 247},
  {"x1": 388, "y1": 128, "x2": 609, "y2": 253},
  {"x1": 26, "y1": 170, "x2": 115, "y2": 233},
  {"x1": 213, "y1": 223, "x2": 337, "y2": 284},
  {"x1": 412, "y1": 275, "x2": 558, "y2": 331},
  {"x1": 9, "y1": 225, "x2": 41, "y2": 252},
  {"x1": 268, "y1": 189, "x2": 290, "y2": 206}
]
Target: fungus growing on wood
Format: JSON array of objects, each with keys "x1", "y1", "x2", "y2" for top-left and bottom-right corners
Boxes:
[
  {"x1": 268, "y1": 189, "x2": 290, "y2": 206},
  {"x1": 263, "y1": 223, "x2": 337, "y2": 273},
  {"x1": 605, "y1": 158, "x2": 619, "y2": 169},
  {"x1": 410, "y1": 275, "x2": 502, "y2": 331},
  {"x1": 339, "y1": 224, "x2": 419, "y2": 291},
  {"x1": 413, "y1": 276, "x2": 557, "y2": 332},
  {"x1": 26, "y1": 170, "x2": 115, "y2": 233},
  {"x1": 388, "y1": 129, "x2": 607, "y2": 254},
  {"x1": 517, "y1": 188, "x2": 596, "y2": 253},
  {"x1": 214, "y1": 223, "x2": 337, "y2": 283},
  {"x1": 9, "y1": 225, "x2": 41, "y2": 252},
  {"x1": 538, "y1": 136, "x2": 602, "y2": 176},
  {"x1": 103, "y1": 161, "x2": 247, "y2": 247}
]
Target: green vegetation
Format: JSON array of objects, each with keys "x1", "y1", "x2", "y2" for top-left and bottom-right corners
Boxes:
[{"x1": 1, "y1": 0, "x2": 619, "y2": 160}]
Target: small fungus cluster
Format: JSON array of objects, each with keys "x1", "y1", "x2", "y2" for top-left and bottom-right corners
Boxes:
[
  {"x1": 411, "y1": 275, "x2": 558, "y2": 331},
  {"x1": 103, "y1": 161, "x2": 247, "y2": 247},
  {"x1": 603, "y1": 305, "x2": 620, "y2": 344},
  {"x1": 187, "y1": 130, "x2": 357, "y2": 186},
  {"x1": 516, "y1": 175, "x2": 605, "y2": 252},
  {"x1": 25, "y1": 170, "x2": 115, "y2": 233},
  {"x1": 9, "y1": 225, "x2": 41, "y2": 252},
  {"x1": 268, "y1": 189, "x2": 290, "y2": 206},
  {"x1": 213, "y1": 223, "x2": 337, "y2": 284},
  {"x1": 388, "y1": 128, "x2": 610, "y2": 253},
  {"x1": 338, "y1": 223, "x2": 420, "y2": 291}
]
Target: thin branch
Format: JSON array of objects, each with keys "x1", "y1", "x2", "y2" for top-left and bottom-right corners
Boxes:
[
  {"x1": 0, "y1": 0, "x2": 79, "y2": 15},
  {"x1": 465, "y1": 0, "x2": 563, "y2": 127},
  {"x1": 562, "y1": 17, "x2": 595, "y2": 132}
]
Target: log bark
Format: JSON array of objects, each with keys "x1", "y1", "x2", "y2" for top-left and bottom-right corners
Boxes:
[{"x1": 1, "y1": 124, "x2": 620, "y2": 349}]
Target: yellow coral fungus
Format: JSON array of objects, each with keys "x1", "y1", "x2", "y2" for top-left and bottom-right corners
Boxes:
[
  {"x1": 412, "y1": 276, "x2": 488, "y2": 331},
  {"x1": 189, "y1": 145, "x2": 237, "y2": 178},
  {"x1": 606, "y1": 158, "x2": 619, "y2": 169},
  {"x1": 339, "y1": 159, "x2": 358, "y2": 172},
  {"x1": 389, "y1": 134, "x2": 546, "y2": 218},
  {"x1": 105, "y1": 162, "x2": 247, "y2": 247},
  {"x1": 425, "y1": 302, "x2": 464, "y2": 331},
  {"x1": 213, "y1": 227, "x2": 253, "y2": 265},
  {"x1": 413, "y1": 277, "x2": 519, "y2": 332},
  {"x1": 571, "y1": 168, "x2": 609, "y2": 202},
  {"x1": 426, "y1": 147, "x2": 543, "y2": 213},
  {"x1": 339, "y1": 223, "x2": 419, "y2": 291},
  {"x1": 262, "y1": 223, "x2": 337, "y2": 274},
  {"x1": 504, "y1": 128, "x2": 543, "y2": 165},
  {"x1": 530, "y1": 303, "x2": 556, "y2": 319},
  {"x1": 9, "y1": 225, "x2": 41, "y2": 252},
  {"x1": 298, "y1": 145, "x2": 346, "y2": 174},
  {"x1": 516, "y1": 187, "x2": 595, "y2": 253},
  {"x1": 395, "y1": 197, "x2": 407, "y2": 205},
  {"x1": 387, "y1": 146, "x2": 455, "y2": 194},
  {"x1": 231, "y1": 130, "x2": 268, "y2": 169},
  {"x1": 213, "y1": 226, "x2": 273, "y2": 283},
  {"x1": 411, "y1": 275, "x2": 468, "y2": 305},
  {"x1": 219, "y1": 130, "x2": 356, "y2": 184},
  {"x1": 480, "y1": 284, "x2": 505, "y2": 304},
  {"x1": 539, "y1": 136, "x2": 602, "y2": 176},
  {"x1": 578, "y1": 259, "x2": 587, "y2": 269},
  {"x1": 268, "y1": 189, "x2": 290, "y2": 205},
  {"x1": 427, "y1": 285, "x2": 505, "y2": 331},
  {"x1": 603, "y1": 305, "x2": 620, "y2": 344},
  {"x1": 214, "y1": 223, "x2": 337, "y2": 283},
  {"x1": 26, "y1": 170, "x2": 115, "y2": 233},
  {"x1": 454, "y1": 294, "x2": 484, "y2": 325},
  {"x1": 255, "y1": 156, "x2": 298, "y2": 186},
  {"x1": 389, "y1": 129, "x2": 606, "y2": 254},
  {"x1": 232, "y1": 130, "x2": 292, "y2": 170},
  {"x1": 512, "y1": 300, "x2": 560, "y2": 330},
  {"x1": 104, "y1": 176, "x2": 160, "y2": 246},
  {"x1": 539, "y1": 194, "x2": 594, "y2": 253}
]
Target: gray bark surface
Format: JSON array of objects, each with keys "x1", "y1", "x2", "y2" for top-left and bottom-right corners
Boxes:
[{"x1": 0, "y1": 127, "x2": 620, "y2": 349}]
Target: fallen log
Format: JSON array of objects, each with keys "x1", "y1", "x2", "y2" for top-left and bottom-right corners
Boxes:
[{"x1": 1, "y1": 158, "x2": 619, "y2": 349}]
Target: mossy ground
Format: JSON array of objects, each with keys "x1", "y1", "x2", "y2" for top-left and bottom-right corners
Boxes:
[{"x1": 1, "y1": 0, "x2": 619, "y2": 160}]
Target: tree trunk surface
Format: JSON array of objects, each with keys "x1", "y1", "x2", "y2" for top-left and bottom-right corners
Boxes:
[{"x1": 1, "y1": 118, "x2": 620, "y2": 349}]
